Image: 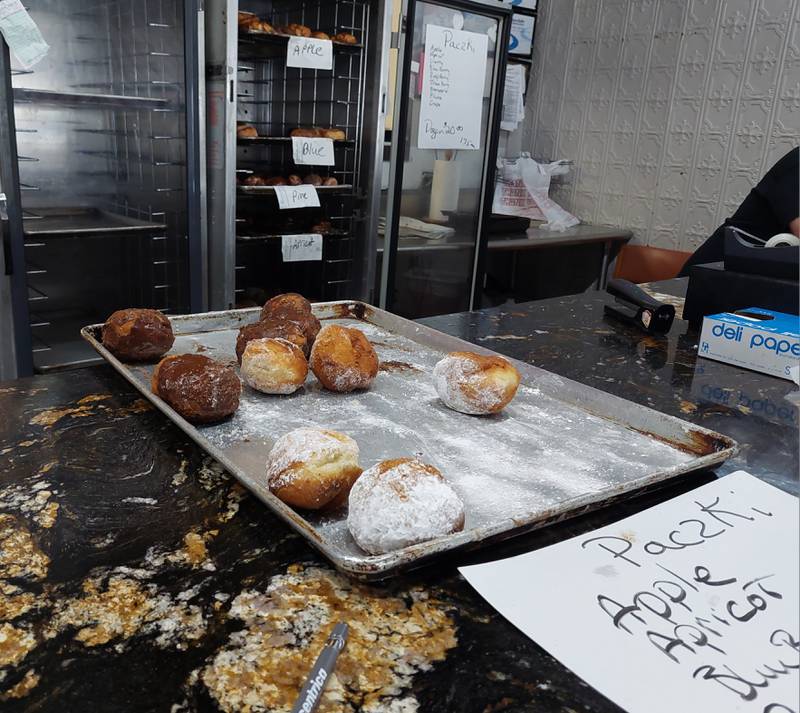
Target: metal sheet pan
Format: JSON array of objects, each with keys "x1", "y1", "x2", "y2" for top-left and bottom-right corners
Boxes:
[{"x1": 81, "y1": 302, "x2": 737, "y2": 580}]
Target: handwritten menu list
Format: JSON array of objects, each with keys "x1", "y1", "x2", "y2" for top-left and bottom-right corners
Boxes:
[
  {"x1": 417, "y1": 25, "x2": 487, "y2": 150},
  {"x1": 461, "y1": 472, "x2": 799, "y2": 713}
]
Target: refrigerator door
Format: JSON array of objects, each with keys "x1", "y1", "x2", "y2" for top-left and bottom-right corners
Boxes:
[
  {"x1": 379, "y1": 0, "x2": 509, "y2": 319},
  {"x1": 0, "y1": 0, "x2": 204, "y2": 376}
]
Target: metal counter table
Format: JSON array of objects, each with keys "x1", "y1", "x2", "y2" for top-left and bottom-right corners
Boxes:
[
  {"x1": 0, "y1": 282, "x2": 795, "y2": 711},
  {"x1": 378, "y1": 224, "x2": 632, "y2": 290}
]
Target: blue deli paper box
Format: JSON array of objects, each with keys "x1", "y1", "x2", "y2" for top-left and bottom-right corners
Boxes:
[{"x1": 698, "y1": 308, "x2": 799, "y2": 381}]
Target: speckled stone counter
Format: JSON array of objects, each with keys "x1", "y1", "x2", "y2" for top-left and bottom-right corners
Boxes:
[{"x1": 1, "y1": 284, "x2": 797, "y2": 712}]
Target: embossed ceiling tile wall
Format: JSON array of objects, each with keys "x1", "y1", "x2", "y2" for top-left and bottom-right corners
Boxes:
[{"x1": 523, "y1": 0, "x2": 799, "y2": 250}]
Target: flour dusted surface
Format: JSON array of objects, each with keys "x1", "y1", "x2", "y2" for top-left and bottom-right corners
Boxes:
[{"x1": 126, "y1": 313, "x2": 697, "y2": 564}]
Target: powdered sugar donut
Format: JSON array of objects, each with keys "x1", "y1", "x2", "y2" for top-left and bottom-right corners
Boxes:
[
  {"x1": 240, "y1": 337, "x2": 308, "y2": 395},
  {"x1": 309, "y1": 324, "x2": 378, "y2": 393},
  {"x1": 347, "y1": 458, "x2": 465, "y2": 554},
  {"x1": 433, "y1": 351, "x2": 521, "y2": 415},
  {"x1": 266, "y1": 427, "x2": 362, "y2": 510}
]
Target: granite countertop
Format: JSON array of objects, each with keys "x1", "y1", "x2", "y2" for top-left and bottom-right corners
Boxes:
[{"x1": 0, "y1": 284, "x2": 796, "y2": 712}]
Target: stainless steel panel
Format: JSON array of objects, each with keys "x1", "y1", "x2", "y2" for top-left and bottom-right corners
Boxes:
[{"x1": 81, "y1": 302, "x2": 737, "y2": 580}]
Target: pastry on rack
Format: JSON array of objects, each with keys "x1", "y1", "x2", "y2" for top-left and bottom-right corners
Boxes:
[
  {"x1": 265, "y1": 427, "x2": 362, "y2": 510},
  {"x1": 264, "y1": 176, "x2": 288, "y2": 186},
  {"x1": 237, "y1": 11, "x2": 259, "y2": 30},
  {"x1": 309, "y1": 324, "x2": 378, "y2": 393},
  {"x1": 290, "y1": 127, "x2": 346, "y2": 141},
  {"x1": 240, "y1": 337, "x2": 308, "y2": 395},
  {"x1": 254, "y1": 19, "x2": 275, "y2": 33},
  {"x1": 102, "y1": 308, "x2": 174, "y2": 362},
  {"x1": 320, "y1": 128, "x2": 346, "y2": 140},
  {"x1": 322, "y1": 177, "x2": 338, "y2": 186},
  {"x1": 236, "y1": 317, "x2": 308, "y2": 363},
  {"x1": 242, "y1": 175, "x2": 265, "y2": 186},
  {"x1": 236, "y1": 122, "x2": 258, "y2": 138},
  {"x1": 287, "y1": 174, "x2": 303, "y2": 186},
  {"x1": 311, "y1": 31, "x2": 330, "y2": 40},
  {"x1": 347, "y1": 458, "x2": 465, "y2": 554},
  {"x1": 152, "y1": 354, "x2": 240, "y2": 423},
  {"x1": 311, "y1": 219, "x2": 332, "y2": 234},
  {"x1": 433, "y1": 351, "x2": 521, "y2": 415},
  {"x1": 333, "y1": 32, "x2": 357, "y2": 44},
  {"x1": 280, "y1": 23, "x2": 312, "y2": 37},
  {"x1": 303, "y1": 173, "x2": 323, "y2": 186}
]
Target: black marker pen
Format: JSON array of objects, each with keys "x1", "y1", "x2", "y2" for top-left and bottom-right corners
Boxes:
[{"x1": 290, "y1": 622, "x2": 348, "y2": 713}]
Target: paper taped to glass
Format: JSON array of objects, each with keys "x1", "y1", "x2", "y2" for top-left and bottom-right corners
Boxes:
[{"x1": 0, "y1": 0, "x2": 49, "y2": 69}]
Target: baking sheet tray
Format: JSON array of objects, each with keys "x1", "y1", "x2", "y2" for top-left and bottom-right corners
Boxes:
[{"x1": 81, "y1": 302, "x2": 737, "y2": 579}]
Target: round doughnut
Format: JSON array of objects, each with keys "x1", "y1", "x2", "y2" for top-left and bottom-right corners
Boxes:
[
  {"x1": 151, "y1": 354, "x2": 240, "y2": 423},
  {"x1": 433, "y1": 351, "x2": 520, "y2": 415},
  {"x1": 260, "y1": 293, "x2": 320, "y2": 345},
  {"x1": 240, "y1": 338, "x2": 308, "y2": 395},
  {"x1": 266, "y1": 427, "x2": 362, "y2": 510},
  {"x1": 235, "y1": 318, "x2": 308, "y2": 363},
  {"x1": 261, "y1": 292, "x2": 312, "y2": 317},
  {"x1": 309, "y1": 324, "x2": 378, "y2": 392},
  {"x1": 347, "y1": 458, "x2": 465, "y2": 555},
  {"x1": 102, "y1": 308, "x2": 174, "y2": 362}
]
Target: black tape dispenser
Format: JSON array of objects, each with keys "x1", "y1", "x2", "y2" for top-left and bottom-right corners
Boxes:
[{"x1": 604, "y1": 278, "x2": 676, "y2": 334}]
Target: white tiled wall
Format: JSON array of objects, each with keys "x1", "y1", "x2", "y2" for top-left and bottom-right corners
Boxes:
[{"x1": 523, "y1": 0, "x2": 800, "y2": 250}]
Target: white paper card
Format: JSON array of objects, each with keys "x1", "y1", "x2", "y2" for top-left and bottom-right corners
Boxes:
[
  {"x1": 291, "y1": 136, "x2": 335, "y2": 166},
  {"x1": 286, "y1": 36, "x2": 333, "y2": 70},
  {"x1": 281, "y1": 233, "x2": 322, "y2": 262},
  {"x1": 461, "y1": 472, "x2": 799, "y2": 713},
  {"x1": 417, "y1": 25, "x2": 487, "y2": 150},
  {"x1": 0, "y1": 0, "x2": 49, "y2": 69},
  {"x1": 273, "y1": 185, "x2": 320, "y2": 210}
]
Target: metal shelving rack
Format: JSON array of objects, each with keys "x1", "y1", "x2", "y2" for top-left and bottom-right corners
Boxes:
[
  {"x1": 0, "y1": 0, "x2": 205, "y2": 376},
  {"x1": 204, "y1": 0, "x2": 389, "y2": 309}
]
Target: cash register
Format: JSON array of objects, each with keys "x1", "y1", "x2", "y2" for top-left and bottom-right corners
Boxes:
[{"x1": 682, "y1": 227, "x2": 799, "y2": 326}]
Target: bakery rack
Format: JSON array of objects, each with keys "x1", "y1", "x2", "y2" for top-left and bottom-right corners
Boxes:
[
  {"x1": 0, "y1": 0, "x2": 205, "y2": 376},
  {"x1": 204, "y1": 0, "x2": 389, "y2": 310}
]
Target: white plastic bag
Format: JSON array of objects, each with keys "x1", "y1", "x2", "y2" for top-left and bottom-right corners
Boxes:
[{"x1": 493, "y1": 156, "x2": 579, "y2": 231}]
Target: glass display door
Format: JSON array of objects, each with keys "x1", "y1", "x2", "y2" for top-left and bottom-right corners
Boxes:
[{"x1": 379, "y1": 0, "x2": 509, "y2": 318}]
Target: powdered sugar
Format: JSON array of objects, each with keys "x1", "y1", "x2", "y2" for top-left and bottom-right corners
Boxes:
[
  {"x1": 124, "y1": 314, "x2": 697, "y2": 566},
  {"x1": 265, "y1": 427, "x2": 359, "y2": 492},
  {"x1": 433, "y1": 354, "x2": 506, "y2": 414},
  {"x1": 347, "y1": 459, "x2": 465, "y2": 554}
]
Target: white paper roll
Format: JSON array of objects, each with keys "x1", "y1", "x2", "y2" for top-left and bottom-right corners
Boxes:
[
  {"x1": 765, "y1": 233, "x2": 800, "y2": 248},
  {"x1": 428, "y1": 159, "x2": 461, "y2": 221}
]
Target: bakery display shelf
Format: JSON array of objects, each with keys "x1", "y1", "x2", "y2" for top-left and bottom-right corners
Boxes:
[
  {"x1": 237, "y1": 136, "x2": 355, "y2": 146},
  {"x1": 236, "y1": 229, "x2": 349, "y2": 242},
  {"x1": 237, "y1": 184, "x2": 354, "y2": 196},
  {"x1": 82, "y1": 302, "x2": 737, "y2": 580},
  {"x1": 238, "y1": 29, "x2": 363, "y2": 51},
  {"x1": 12, "y1": 87, "x2": 169, "y2": 110},
  {"x1": 20, "y1": 208, "x2": 167, "y2": 237}
]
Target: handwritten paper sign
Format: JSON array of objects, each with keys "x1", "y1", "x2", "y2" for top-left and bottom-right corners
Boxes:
[
  {"x1": 273, "y1": 185, "x2": 320, "y2": 210},
  {"x1": 286, "y1": 36, "x2": 333, "y2": 70},
  {"x1": 291, "y1": 136, "x2": 335, "y2": 166},
  {"x1": 461, "y1": 472, "x2": 799, "y2": 713},
  {"x1": 0, "y1": 0, "x2": 49, "y2": 69},
  {"x1": 417, "y1": 25, "x2": 487, "y2": 150},
  {"x1": 281, "y1": 234, "x2": 322, "y2": 262}
]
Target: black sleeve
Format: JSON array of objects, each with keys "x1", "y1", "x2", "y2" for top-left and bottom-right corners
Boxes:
[{"x1": 754, "y1": 147, "x2": 799, "y2": 229}]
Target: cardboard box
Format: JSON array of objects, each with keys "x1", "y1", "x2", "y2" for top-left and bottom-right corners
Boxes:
[{"x1": 698, "y1": 308, "x2": 799, "y2": 381}]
